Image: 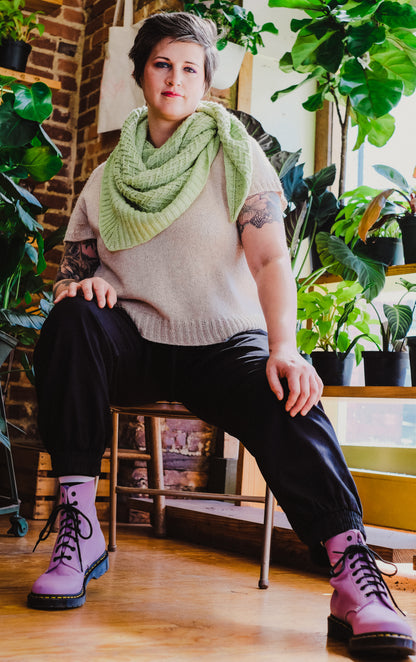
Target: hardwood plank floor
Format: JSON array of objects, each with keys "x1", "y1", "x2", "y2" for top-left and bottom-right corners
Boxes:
[{"x1": 1, "y1": 521, "x2": 415, "y2": 661}]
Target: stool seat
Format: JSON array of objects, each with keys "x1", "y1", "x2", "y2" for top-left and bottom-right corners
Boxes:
[{"x1": 108, "y1": 401, "x2": 275, "y2": 589}]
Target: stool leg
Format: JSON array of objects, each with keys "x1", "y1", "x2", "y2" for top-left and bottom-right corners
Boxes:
[
  {"x1": 258, "y1": 486, "x2": 274, "y2": 589},
  {"x1": 108, "y1": 411, "x2": 119, "y2": 552},
  {"x1": 145, "y1": 416, "x2": 166, "y2": 537}
]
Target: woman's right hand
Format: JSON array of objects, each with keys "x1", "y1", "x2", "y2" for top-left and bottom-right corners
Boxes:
[{"x1": 54, "y1": 277, "x2": 117, "y2": 309}]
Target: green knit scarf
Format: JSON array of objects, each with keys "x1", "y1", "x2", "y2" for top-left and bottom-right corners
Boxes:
[{"x1": 99, "y1": 101, "x2": 252, "y2": 251}]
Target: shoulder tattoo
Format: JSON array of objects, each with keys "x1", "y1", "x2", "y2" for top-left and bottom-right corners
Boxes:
[{"x1": 237, "y1": 192, "x2": 283, "y2": 236}]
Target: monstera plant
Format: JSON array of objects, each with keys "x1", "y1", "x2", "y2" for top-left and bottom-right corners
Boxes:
[
  {"x1": 268, "y1": 0, "x2": 416, "y2": 196},
  {"x1": 0, "y1": 79, "x2": 63, "y2": 358}
]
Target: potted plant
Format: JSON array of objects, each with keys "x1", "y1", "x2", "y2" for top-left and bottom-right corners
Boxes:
[
  {"x1": 184, "y1": 1, "x2": 278, "y2": 88},
  {"x1": 0, "y1": 0, "x2": 45, "y2": 73},
  {"x1": 357, "y1": 165, "x2": 416, "y2": 264},
  {"x1": 331, "y1": 184, "x2": 404, "y2": 267},
  {"x1": 267, "y1": 0, "x2": 416, "y2": 197},
  {"x1": 362, "y1": 278, "x2": 416, "y2": 386},
  {"x1": 0, "y1": 79, "x2": 63, "y2": 382},
  {"x1": 296, "y1": 278, "x2": 380, "y2": 385}
]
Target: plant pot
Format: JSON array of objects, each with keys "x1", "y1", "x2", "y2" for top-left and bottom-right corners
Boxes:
[
  {"x1": 398, "y1": 215, "x2": 416, "y2": 264},
  {"x1": 311, "y1": 351, "x2": 354, "y2": 386},
  {"x1": 407, "y1": 336, "x2": 416, "y2": 386},
  {"x1": 355, "y1": 236, "x2": 404, "y2": 266},
  {"x1": 362, "y1": 350, "x2": 408, "y2": 386},
  {"x1": 0, "y1": 330, "x2": 18, "y2": 366},
  {"x1": 211, "y1": 41, "x2": 246, "y2": 90},
  {"x1": 0, "y1": 39, "x2": 32, "y2": 73}
]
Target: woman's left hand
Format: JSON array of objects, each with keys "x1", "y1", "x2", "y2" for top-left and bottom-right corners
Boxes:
[{"x1": 266, "y1": 349, "x2": 323, "y2": 417}]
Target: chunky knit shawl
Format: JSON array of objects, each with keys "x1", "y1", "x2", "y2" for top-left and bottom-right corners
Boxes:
[{"x1": 99, "y1": 101, "x2": 252, "y2": 251}]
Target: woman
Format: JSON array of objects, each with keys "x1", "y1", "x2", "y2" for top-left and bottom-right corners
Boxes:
[{"x1": 28, "y1": 11, "x2": 414, "y2": 659}]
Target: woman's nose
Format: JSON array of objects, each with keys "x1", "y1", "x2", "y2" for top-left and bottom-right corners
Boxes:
[{"x1": 166, "y1": 67, "x2": 182, "y2": 87}]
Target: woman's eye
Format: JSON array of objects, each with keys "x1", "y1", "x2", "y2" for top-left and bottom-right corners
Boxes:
[
  {"x1": 155, "y1": 61, "x2": 169, "y2": 68},
  {"x1": 184, "y1": 67, "x2": 197, "y2": 74}
]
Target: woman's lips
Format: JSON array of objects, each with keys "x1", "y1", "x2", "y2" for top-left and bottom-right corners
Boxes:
[{"x1": 162, "y1": 91, "x2": 182, "y2": 97}]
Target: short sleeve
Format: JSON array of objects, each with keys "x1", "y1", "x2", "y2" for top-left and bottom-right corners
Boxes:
[
  {"x1": 247, "y1": 136, "x2": 287, "y2": 211},
  {"x1": 64, "y1": 163, "x2": 106, "y2": 242}
]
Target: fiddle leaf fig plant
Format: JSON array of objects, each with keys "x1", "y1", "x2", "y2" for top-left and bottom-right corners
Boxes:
[
  {"x1": 268, "y1": 0, "x2": 416, "y2": 195},
  {"x1": 185, "y1": 1, "x2": 278, "y2": 54}
]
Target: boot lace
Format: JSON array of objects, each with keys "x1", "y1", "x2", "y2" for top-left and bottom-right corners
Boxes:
[
  {"x1": 33, "y1": 502, "x2": 93, "y2": 572},
  {"x1": 330, "y1": 543, "x2": 405, "y2": 616}
]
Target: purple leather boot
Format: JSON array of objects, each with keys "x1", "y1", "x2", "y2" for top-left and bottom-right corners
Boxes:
[
  {"x1": 28, "y1": 479, "x2": 108, "y2": 610},
  {"x1": 325, "y1": 529, "x2": 415, "y2": 657}
]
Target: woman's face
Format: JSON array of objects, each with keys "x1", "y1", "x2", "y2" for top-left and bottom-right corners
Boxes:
[{"x1": 141, "y1": 38, "x2": 206, "y2": 133}]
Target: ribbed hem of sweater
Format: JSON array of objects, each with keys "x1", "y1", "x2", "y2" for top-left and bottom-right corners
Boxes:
[{"x1": 119, "y1": 304, "x2": 267, "y2": 346}]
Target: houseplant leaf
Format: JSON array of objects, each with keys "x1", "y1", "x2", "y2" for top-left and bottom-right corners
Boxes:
[
  {"x1": 383, "y1": 303, "x2": 413, "y2": 343},
  {"x1": 357, "y1": 189, "x2": 395, "y2": 241},
  {"x1": 11, "y1": 82, "x2": 53, "y2": 124},
  {"x1": 339, "y1": 58, "x2": 403, "y2": 118}
]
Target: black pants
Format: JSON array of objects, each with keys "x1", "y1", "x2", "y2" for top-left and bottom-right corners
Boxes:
[{"x1": 34, "y1": 297, "x2": 364, "y2": 557}]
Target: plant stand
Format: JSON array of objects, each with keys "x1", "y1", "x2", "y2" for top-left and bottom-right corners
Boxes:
[{"x1": 0, "y1": 332, "x2": 28, "y2": 537}]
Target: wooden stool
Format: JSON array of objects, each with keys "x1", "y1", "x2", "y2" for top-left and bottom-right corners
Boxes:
[{"x1": 108, "y1": 402, "x2": 275, "y2": 589}]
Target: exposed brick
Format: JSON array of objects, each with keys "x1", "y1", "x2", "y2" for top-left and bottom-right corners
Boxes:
[
  {"x1": 58, "y1": 74, "x2": 78, "y2": 92},
  {"x1": 41, "y1": 18, "x2": 82, "y2": 42},
  {"x1": 57, "y1": 57, "x2": 78, "y2": 76},
  {"x1": 58, "y1": 41, "x2": 79, "y2": 57},
  {"x1": 63, "y1": 7, "x2": 85, "y2": 24},
  {"x1": 46, "y1": 125, "x2": 73, "y2": 143}
]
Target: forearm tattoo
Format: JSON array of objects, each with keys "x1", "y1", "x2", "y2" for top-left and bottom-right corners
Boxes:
[
  {"x1": 237, "y1": 192, "x2": 283, "y2": 236},
  {"x1": 53, "y1": 240, "x2": 100, "y2": 296}
]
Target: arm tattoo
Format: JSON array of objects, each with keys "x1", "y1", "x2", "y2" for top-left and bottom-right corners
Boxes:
[
  {"x1": 54, "y1": 240, "x2": 100, "y2": 291},
  {"x1": 237, "y1": 192, "x2": 283, "y2": 236}
]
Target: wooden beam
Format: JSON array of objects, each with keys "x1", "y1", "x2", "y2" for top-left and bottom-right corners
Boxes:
[
  {"x1": 236, "y1": 52, "x2": 253, "y2": 113},
  {"x1": 314, "y1": 100, "x2": 333, "y2": 173},
  {"x1": 25, "y1": 0, "x2": 62, "y2": 12},
  {"x1": 0, "y1": 67, "x2": 61, "y2": 89}
]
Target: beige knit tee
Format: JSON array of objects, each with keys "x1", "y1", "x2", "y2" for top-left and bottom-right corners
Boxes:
[{"x1": 64, "y1": 136, "x2": 286, "y2": 346}]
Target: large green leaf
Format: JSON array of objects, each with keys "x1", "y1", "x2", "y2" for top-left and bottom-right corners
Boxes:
[
  {"x1": 371, "y1": 47, "x2": 416, "y2": 95},
  {"x1": 352, "y1": 112, "x2": 395, "y2": 150},
  {"x1": 316, "y1": 31, "x2": 344, "y2": 73},
  {"x1": 316, "y1": 232, "x2": 386, "y2": 301},
  {"x1": 383, "y1": 303, "x2": 413, "y2": 342},
  {"x1": 268, "y1": 0, "x2": 323, "y2": 9},
  {"x1": 0, "y1": 308, "x2": 45, "y2": 330},
  {"x1": 375, "y1": 1, "x2": 416, "y2": 29},
  {"x1": 11, "y1": 82, "x2": 53, "y2": 124},
  {"x1": 21, "y1": 146, "x2": 63, "y2": 182},
  {"x1": 0, "y1": 172, "x2": 43, "y2": 211},
  {"x1": 0, "y1": 95, "x2": 38, "y2": 148},
  {"x1": 291, "y1": 27, "x2": 336, "y2": 70},
  {"x1": 372, "y1": 164, "x2": 411, "y2": 193},
  {"x1": 339, "y1": 58, "x2": 403, "y2": 117},
  {"x1": 344, "y1": 0, "x2": 384, "y2": 20},
  {"x1": 346, "y1": 22, "x2": 385, "y2": 57},
  {"x1": 305, "y1": 164, "x2": 336, "y2": 196}
]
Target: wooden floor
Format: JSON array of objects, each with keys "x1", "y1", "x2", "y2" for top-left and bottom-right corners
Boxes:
[{"x1": 1, "y1": 520, "x2": 415, "y2": 662}]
